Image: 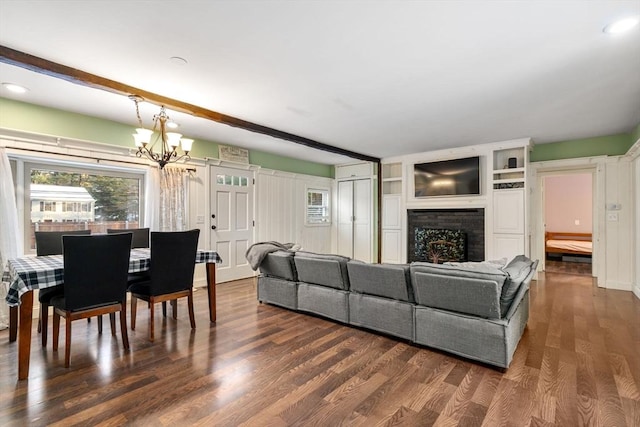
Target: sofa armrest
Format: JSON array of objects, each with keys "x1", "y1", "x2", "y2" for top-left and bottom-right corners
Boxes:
[{"x1": 503, "y1": 259, "x2": 538, "y2": 320}]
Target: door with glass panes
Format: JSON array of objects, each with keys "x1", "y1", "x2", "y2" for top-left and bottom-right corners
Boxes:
[{"x1": 210, "y1": 166, "x2": 254, "y2": 282}]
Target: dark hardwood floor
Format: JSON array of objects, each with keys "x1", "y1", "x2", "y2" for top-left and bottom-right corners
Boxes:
[
  {"x1": 545, "y1": 259, "x2": 592, "y2": 276},
  {"x1": 1, "y1": 272, "x2": 638, "y2": 426}
]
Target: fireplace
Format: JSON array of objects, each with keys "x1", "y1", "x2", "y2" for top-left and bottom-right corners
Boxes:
[
  {"x1": 408, "y1": 209, "x2": 485, "y2": 262},
  {"x1": 414, "y1": 228, "x2": 467, "y2": 263}
]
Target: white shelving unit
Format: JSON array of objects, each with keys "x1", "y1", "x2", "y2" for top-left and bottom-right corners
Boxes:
[
  {"x1": 381, "y1": 163, "x2": 403, "y2": 263},
  {"x1": 490, "y1": 145, "x2": 529, "y2": 259}
]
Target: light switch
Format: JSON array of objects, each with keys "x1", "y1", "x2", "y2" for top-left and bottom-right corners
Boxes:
[
  {"x1": 607, "y1": 212, "x2": 619, "y2": 221},
  {"x1": 574, "y1": 219, "x2": 580, "y2": 225},
  {"x1": 196, "y1": 215, "x2": 205, "y2": 224}
]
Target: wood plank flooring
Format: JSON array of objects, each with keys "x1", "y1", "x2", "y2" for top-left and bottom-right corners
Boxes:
[
  {"x1": 545, "y1": 259, "x2": 592, "y2": 276},
  {"x1": 1, "y1": 272, "x2": 638, "y2": 426}
]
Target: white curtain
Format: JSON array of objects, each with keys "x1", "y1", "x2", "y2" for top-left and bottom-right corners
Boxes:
[
  {"x1": 0, "y1": 148, "x2": 22, "y2": 330},
  {"x1": 159, "y1": 167, "x2": 187, "y2": 231},
  {"x1": 144, "y1": 166, "x2": 161, "y2": 231}
]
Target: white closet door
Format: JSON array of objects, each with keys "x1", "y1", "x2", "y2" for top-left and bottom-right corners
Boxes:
[
  {"x1": 352, "y1": 178, "x2": 372, "y2": 262},
  {"x1": 337, "y1": 180, "x2": 354, "y2": 258},
  {"x1": 337, "y1": 178, "x2": 372, "y2": 262}
]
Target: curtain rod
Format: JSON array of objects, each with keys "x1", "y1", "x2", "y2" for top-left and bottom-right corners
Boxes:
[{"x1": 5, "y1": 145, "x2": 196, "y2": 172}]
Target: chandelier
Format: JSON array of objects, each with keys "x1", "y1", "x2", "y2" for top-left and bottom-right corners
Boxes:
[{"x1": 129, "y1": 95, "x2": 193, "y2": 169}]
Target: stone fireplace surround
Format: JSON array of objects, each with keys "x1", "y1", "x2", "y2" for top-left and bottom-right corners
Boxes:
[{"x1": 408, "y1": 208, "x2": 485, "y2": 262}]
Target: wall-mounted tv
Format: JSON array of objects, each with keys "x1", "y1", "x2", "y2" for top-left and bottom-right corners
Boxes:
[{"x1": 414, "y1": 156, "x2": 480, "y2": 197}]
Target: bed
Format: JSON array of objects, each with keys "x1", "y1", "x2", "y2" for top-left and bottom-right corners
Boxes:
[{"x1": 545, "y1": 231, "x2": 592, "y2": 256}]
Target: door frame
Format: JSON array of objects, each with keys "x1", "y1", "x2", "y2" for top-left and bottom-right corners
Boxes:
[
  {"x1": 530, "y1": 157, "x2": 605, "y2": 286},
  {"x1": 206, "y1": 160, "x2": 258, "y2": 282}
]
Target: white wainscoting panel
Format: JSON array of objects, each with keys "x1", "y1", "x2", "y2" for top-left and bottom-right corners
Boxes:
[{"x1": 255, "y1": 170, "x2": 333, "y2": 254}]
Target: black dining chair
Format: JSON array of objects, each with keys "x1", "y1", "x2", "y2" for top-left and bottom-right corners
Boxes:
[
  {"x1": 129, "y1": 229, "x2": 200, "y2": 342},
  {"x1": 51, "y1": 233, "x2": 132, "y2": 368},
  {"x1": 35, "y1": 229, "x2": 91, "y2": 346},
  {"x1": 107, "y1": 227, "x2": 150, "y2": 249},
  {"x1": 107, "y1": 227, "x2": 151, "y2": 287}
]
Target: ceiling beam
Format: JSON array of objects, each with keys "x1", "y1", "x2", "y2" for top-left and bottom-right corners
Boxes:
[{"x1": 0, "y1": 45, "x2": 380, "y2": 163}]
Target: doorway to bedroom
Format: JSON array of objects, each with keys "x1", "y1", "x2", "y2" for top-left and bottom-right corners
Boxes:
[{"x1": 543, "y1": 173, "x2": 593, "y2": 276}]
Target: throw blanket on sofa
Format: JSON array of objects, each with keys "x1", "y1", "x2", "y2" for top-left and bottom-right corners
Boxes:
[{"x1": 246, "y1": 241, "x2": 297, "y2": 270}]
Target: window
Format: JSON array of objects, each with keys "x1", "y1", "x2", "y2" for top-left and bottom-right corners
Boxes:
[
  {"x1": 306, "y1": 188, "x2": 330, "y2": 224},
  {"x1": 18, "y1": 161, "x2": 144, "y2": 253},
  {"x1": 217, "y1": 174, "x2": 249, "y2": 187}
]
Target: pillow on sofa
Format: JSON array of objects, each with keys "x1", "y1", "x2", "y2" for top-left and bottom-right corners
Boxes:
[
  {"x1": 347, "y1": 261, "x2": 414, "y2": 302},
  {"x1": 499, "y1": 255, "x2": 534, "y2": 317},
  {"x1": 445, "y1": 257, "x2": 508, "y2": 269}
]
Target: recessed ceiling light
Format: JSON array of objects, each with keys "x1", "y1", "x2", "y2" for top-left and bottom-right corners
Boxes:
[
  {"x1": 2, "y1": 82, "x2": 29, "y2": 94},
  {"x1": 603, "y1": 16, "x2": 640, "y2": 34},
  {"x1": 169, "y1": 56, "x2": 188, "y2": 66}
]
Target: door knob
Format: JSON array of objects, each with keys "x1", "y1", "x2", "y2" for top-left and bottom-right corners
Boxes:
[
  {"x1": 211, "y1": 225, "x2": 217, "y2": 230},
  {"x1": 211, "y1": 214, "x2": 216, "y2": 219}
]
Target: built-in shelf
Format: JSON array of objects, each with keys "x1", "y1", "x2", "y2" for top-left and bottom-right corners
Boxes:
[
  {"x1": 493, "y1": 167, "x2": 525, "y2": 175},
  {"x1": 493, "y1": 178, "x2": 525, "y2": 184},
  {"x1": 492, "y1": 148, "x2": 525, "y2": 190},
  {"x1": 382, "y1": 163, "x2": 402, "y2": 195}
]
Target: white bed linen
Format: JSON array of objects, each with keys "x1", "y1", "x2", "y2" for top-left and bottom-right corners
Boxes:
[{"x1": 546, "y1": 239, "x2": 592, "y2": 254}]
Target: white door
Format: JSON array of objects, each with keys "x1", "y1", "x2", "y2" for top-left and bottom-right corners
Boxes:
[
  {"x1": 337, "y1": 180, "x2": 354, "y2": 258},
  {"x1": 210, "y1": 166, "x2": 254, "y2": 282},
  {"x1": 352, "y1": 178, "x2": 372, "y2": 262},
  {"x1": 337, "y1": 178, "x2": 372, "y2": 262}
]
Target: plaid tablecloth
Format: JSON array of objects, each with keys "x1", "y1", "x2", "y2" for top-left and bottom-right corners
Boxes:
[{"x1": 3, "y1": 248, "x2": 222, "y2": 307}]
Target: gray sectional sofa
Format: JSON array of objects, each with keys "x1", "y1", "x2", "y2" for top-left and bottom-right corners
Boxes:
[{"x1": 255, "y1": 249, "x2": 538, "y2": 369}]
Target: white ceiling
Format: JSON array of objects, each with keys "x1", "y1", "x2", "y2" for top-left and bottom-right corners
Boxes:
[{"x1": 1, "y1": 1, "x2": 639, "y2": 165}]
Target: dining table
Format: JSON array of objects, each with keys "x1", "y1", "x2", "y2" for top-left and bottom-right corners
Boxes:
[{"x1": 3, "y1": 247, "x2": 222, "y2": 380}]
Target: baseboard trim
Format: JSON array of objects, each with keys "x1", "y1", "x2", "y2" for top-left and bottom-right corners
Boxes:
[{"x1": 605, "y1": 281, "x2": 632, "y2": 292}]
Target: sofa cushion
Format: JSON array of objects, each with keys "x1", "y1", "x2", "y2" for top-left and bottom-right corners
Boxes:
[
  {"x1": 499, "y1": 255, "x2": 535, "y2": 317},
  {"x1": 298, "y1": 283, "x2": 349, "y2": 322},
  {"x1": 410, "y1": 262, "x2": 507, "y2": 319},
  {"x1": 294, "y1": 251, "x2": 350, "y2": 290},
  {"x1": 259, "y1": 250, "x2": 297, "y2": 281},
  {"x1": 347, "y1": 261, "x2": 414, "y2": 302}
]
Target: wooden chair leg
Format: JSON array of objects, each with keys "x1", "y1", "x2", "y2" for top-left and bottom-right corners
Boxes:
[
  {"x1": 41, "y1": 303, "x2": 49, "y2": 347},
  {"x1": 149, "y1": 300, "x2": 155, "y2": 342},
  {"x1": 187, "y1": 292, "x2": 195, "y2": 329},
  {"x1": 64, "y1": 314, "x2": 72, "y2": 368},
  {"x1": 109, "y1": 313, "x2": 116, "y2": 336},
  {"x1": 52, "y1": 311, "x2": 60, "y2": 351},
  {"x1": 131, "y1": 296, "x2": 137, "y2": 330},
  {"x1": 37, "y1": 316, "x2": 42, "y2": 333},
  {"x1": 120, "y1": 302, "x2": 129, "y2": 350},
  {"x1": 172, "y1": 299, "x2": 178, "y2": 320},
  {"x1": 97, "y1": 315, "x2": 103, "y2": 334},
  {"x1": 162, "y1": 301, "x2": 167, "y2": 317}
]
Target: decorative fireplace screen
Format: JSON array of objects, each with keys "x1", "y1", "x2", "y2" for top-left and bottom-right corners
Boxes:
[{"x1": 414, "y1": 228, "x2": 467, "y2": 263}]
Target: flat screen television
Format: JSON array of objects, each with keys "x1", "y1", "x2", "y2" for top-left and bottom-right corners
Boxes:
[{"x1": 414, "y1": 156, "x2": 480, "y2": 197}]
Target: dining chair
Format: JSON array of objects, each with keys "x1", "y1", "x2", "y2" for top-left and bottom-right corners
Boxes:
[
  {"x1": 51, "y1": 233, "x2": 132, "y2": 368},
  {"x1": 35, "y1": 229, "x2": 91, "y2": 346},
  {"x1": 129, "y1": 229, "x2": 200, "y2": 341},
  {"x1": 107, "y1": 227, "x2": 150, "y2": 249},
  {"x1": 107, "y1": 227, "x2": 151, "y2": 288}
]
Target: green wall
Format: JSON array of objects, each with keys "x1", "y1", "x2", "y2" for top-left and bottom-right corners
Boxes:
[
  {"x1": 530, "y1": 131, "x2": 638, "y2": 162},
  {"x1": 631, "y1": 123, "x2": 640, "y2": 146},
  {"x1": 3, "y1": 96, "x2": 638, "y2": 170},
  {"x1": 0, "y1": 97, "x2": 334, "y2": 178}
]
